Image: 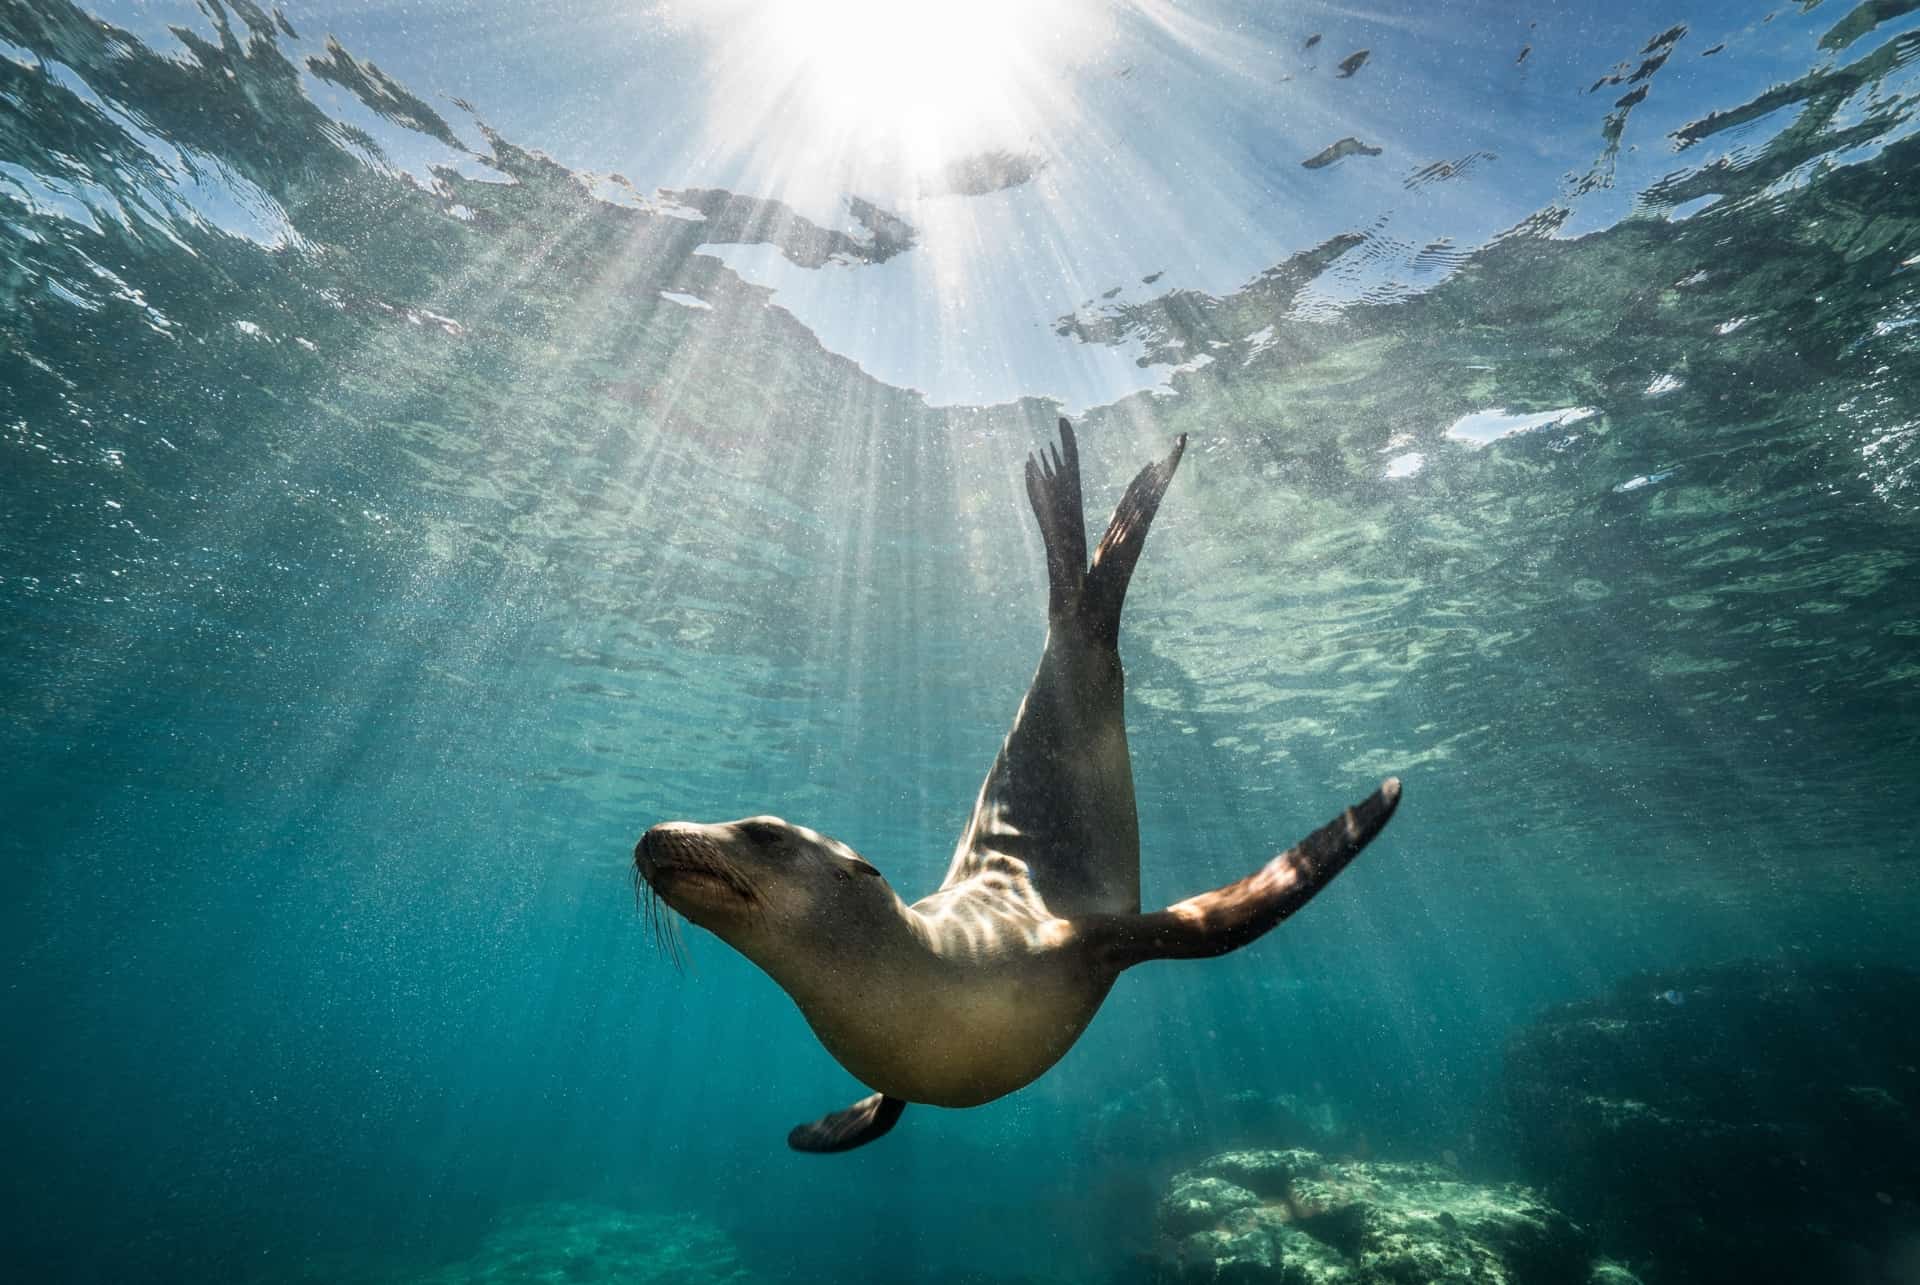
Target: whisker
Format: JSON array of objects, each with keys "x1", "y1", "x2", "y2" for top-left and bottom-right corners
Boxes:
[
  {"x1": 633, "y1": 861, "x2": 687, "y2": 975},
  {"x1": 659, "y1": 885, "x2": 687, "y2": 974},
  {"x1": 655, "y1": 884, "x2": 686, "y2": 974},
  {"x1": 664, "y1": 904, "x2": 688, "y2": 974},
  {"x1": 631, "y1": 829, "x2": 765, "y2": 975}
]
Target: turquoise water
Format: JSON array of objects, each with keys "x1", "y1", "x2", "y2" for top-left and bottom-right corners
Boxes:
[{"x1": 4, "y1": 2, "x2": 1919, "y2": 1282}]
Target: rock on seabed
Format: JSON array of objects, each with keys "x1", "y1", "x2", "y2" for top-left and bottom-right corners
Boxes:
[
  {"x1": 1502, "y1": 962, "x2": 1920, "y2": 1285},
  {"x1": 1152, "y1": 1148, "x2": 1636, "y2": 1285}
]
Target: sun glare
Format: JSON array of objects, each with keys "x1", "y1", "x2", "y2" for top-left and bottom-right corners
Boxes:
[
  {"x1": 769, "y1": 0, "x2": 1033, "y2": 151},
  {"x1": 684, "y1": 0, "x2": 1107, "y2": 181}
]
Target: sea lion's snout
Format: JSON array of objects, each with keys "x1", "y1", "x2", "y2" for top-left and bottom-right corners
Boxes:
[
  {"x1": 634, "y1": 821, "x2": 759, "y2": 968},
  {"x1": 634, "y1": 824, "x2": 661, "y2": 866},
  {"x1": 633, "y1": 824, "x2": 664, "y2": 879},
  {"x1": 634, "y1": 822, "x2": 706, "y2": 881},
  {"x1": 632, "y1": 821, "x2": 764, "y2": 918}
]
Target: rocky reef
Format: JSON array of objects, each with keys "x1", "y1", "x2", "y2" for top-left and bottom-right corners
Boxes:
[
  {"x1": 1150, "y1": 1147, "x2": 1634, "y2": 1284},
  {"x1": 392, "y1": 1201, "x2": 753, "y2": 1284},
  {"x1": 1503, "y1": 961, "x2": 1920, "y2": 1285}
]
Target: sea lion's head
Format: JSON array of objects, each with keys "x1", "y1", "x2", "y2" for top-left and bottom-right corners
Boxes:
[{"x1": 633, "y1": 815, "x2": 897, "y2": 970}]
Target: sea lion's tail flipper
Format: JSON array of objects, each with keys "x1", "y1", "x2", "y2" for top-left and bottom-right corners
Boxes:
[
  {"x1": 787, "y1": 1092, "x2": 907, "y2": 1154},
  {"x1": 1026, "y1": 417, "x2": 1089, "y2": 620},
  {"x1": 1084, "y1": 431, "x2": 1186, "y2": 647},
  {"x1": 1082, "y1": 778, "x2": 1400, "y2": 970},
  {"x1": 1026, "y1": 419, "x2": 1185, "y2": 640}
]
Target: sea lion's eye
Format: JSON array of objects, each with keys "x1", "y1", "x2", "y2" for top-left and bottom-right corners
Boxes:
[
  {"x1": 738, "y1": 821, "x2": 785, "y2": 847},
  {"x1": 831, "y1": 857, "x2": 878, "y2": 883}
]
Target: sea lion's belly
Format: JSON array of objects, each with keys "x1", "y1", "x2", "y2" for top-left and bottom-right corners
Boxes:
[{"x1": 802, "y1": 952, "x2": 1113, "y2": 1108}]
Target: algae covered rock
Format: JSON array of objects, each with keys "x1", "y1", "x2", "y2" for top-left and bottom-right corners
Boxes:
[
  {"x1": 1153, "y1": 1148, "x2": 1627, "y2": 1285},
  {"x1": 1161, "y1": 1174, "x2": 1262, "y2": 1237},
  {"x1": 394, "y1": 1201, "x2": 753, "y2": 1284},
  {"x1": 1502, "y1": 962, "x2": 1920, "y2": 1284}
]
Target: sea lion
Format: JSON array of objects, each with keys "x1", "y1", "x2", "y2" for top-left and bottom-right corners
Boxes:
[{"x1": 633, "y1": 418, "x2": 1401, "y2": 1153}]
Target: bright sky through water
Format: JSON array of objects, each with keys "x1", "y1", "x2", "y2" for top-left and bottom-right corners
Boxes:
[{"x1": 101, "y1": 0, "x2": 1857, "y2": 410}]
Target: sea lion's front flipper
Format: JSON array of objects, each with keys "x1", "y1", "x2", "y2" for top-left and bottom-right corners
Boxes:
[
  {"x1": 787, "y1": 1092, "x2": 907, "y2": 1153},
  {"x1": 1083, "y1": 778, "x2": 1401, "y2": 969}
]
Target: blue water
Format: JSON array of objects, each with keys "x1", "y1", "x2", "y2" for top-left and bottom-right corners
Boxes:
[{"x1": 4, "y1": 2, "x2": 1919, "y2": 1282}]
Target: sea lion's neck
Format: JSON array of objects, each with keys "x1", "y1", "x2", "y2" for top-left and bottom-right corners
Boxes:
[
  {"x1": 755, "y1": 872, "x2": 1070, "y2": 1019},
  {"x1": 747, "y1": 888, "x2": 940, "y2": 1007}
]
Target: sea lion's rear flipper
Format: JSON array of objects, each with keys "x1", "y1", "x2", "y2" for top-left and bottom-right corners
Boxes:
[
  {"x1": 1082, "y1": 778, "x2": 1400, "y2": 969},
  {"x1": 1025, "y1": 417, "x2": 1089, "y2": 620},
  {"x1": 1083, "y1": 431, "x2": 1186, "y2": 647},
  {"x1": 1026, "y1": 418, "x2": 1186, "y2": 642},
  {"x1": 787, "y1": 1092, "x2": 907, "y2": 1153}
]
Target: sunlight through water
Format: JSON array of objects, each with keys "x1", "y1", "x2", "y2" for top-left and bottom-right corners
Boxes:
[{"x1": 683, "y1": 0, "x2": 1112, "y2": 180}]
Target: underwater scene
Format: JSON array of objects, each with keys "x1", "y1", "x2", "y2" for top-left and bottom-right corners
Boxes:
[{"x1": 5, "y1": 0, "x2": 1920, "y2": 1281}]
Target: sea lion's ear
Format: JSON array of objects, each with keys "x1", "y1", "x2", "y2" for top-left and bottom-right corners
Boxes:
[
  {"x1": 787, "y1": 1092, "x2": 907, "y2": 1153},
  {"x1": 1079, "y1": 779, "x2": 1401, "y2": 971}
]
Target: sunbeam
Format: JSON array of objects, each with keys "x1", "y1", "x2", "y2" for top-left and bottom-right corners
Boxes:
[{"x1": 681, "y1": 0, "x2": 1116, "y2": 189}]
